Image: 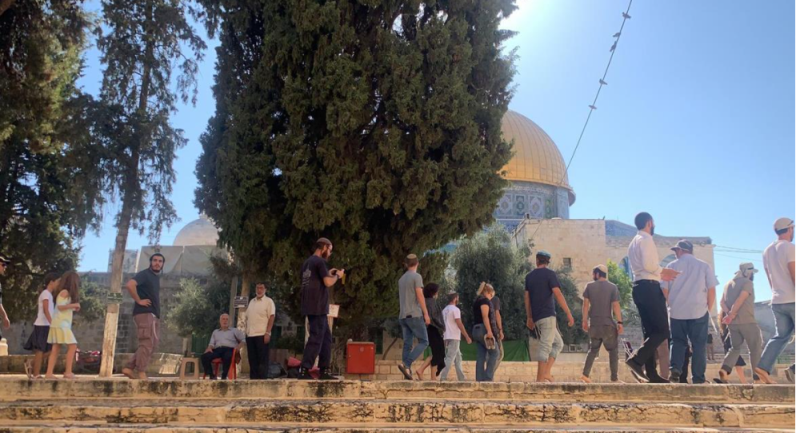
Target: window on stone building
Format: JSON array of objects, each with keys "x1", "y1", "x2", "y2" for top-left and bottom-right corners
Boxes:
[{"x1": 563, "y1": 257, "x2": 572, "y2": 269}]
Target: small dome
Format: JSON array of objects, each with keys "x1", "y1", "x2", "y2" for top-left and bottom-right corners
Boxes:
[
  {"x1": 173, "y1": 214, "x2": 219, "y2": 246},
  {"x1": 501, "y1": 110, "x2": 575, "y2": 204}
]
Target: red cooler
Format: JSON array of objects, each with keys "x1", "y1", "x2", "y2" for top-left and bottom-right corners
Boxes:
[{"x1": 346, "y1": 341, "x2": 376, "y2": 374}]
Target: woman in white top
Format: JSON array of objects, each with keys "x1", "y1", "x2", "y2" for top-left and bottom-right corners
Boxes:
[{"x1": 23, "y1": 273, "x2": 60, "y2": 379}]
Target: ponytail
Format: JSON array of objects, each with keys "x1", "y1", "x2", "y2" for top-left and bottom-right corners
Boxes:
[{"x1": 476, "y1": 281, "x2": 494, "y2": 297}]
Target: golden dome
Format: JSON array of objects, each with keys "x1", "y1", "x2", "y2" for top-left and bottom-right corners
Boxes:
[{"x1": 501, "y1": 110, "x2": 575, "y2": 204}]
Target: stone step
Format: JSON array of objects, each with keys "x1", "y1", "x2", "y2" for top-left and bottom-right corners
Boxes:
[
  {"x1": 0, "y1": 422, "x2": 793, "y2": 433},
  {"x1": 0, "y1": 399, "x2": 792, "y2": 428},
  {"x1": 0, "y1": 378, "x2": 792, "y2": 404}
]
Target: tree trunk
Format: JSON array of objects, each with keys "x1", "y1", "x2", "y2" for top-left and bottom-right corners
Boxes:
[
  {"x1": 381, "y1": 336, "x2": 399, "y2": 361},
  {"x1": 98, "y1": 190, "x2": 136, "y2": 376},
  {"x1": 236, "y1": 275, "x2": 250, "y2": 330},
  {"x1": 228, "y1": 275, "x2": 238, "y2": 323},
  {"x1": 98, "y1": 1, "x2": 154, "y2": 377}
]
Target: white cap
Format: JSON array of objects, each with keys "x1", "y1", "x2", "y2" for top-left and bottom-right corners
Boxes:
[
  {"x1": 774, "y1": 217, "x2": 794, "y2": 231},
  {"x1": 594, "y1": 264, "x2": 608, "y2": 274}
]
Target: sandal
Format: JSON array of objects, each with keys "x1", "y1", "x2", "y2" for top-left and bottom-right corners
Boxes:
[
  {"x1": 23, "y1": 359, "x2": 33, "y2": 380},
  {"x1": 63, "y1": 373, "x2": 76, "y2": 379}
]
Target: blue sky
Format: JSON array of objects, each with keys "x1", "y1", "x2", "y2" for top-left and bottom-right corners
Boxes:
[{"x1": 77, "y1": 0, "x2": 794, "y2": 301}]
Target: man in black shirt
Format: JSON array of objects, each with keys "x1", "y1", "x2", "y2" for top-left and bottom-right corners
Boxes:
[
  {"x1": 299, "y1": 238, "x2": 344, "y2": 380},
  {"x1": 122, "y1": 253, "x2": 164, "y2": 380},
  {"x1": 525, "y1": 251, "x2": 574, "y2": 382}
]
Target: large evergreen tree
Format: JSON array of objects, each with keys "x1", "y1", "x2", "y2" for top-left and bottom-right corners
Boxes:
[
  {"x1": 197, "y1": 1, "x2": 517, "y2": 331},
  {"x1": 93, "y1": 0, "x2": 205, "y2": 376},
  {"x1": 0, "y1": 0, "x2": 103, "y2": 320}
]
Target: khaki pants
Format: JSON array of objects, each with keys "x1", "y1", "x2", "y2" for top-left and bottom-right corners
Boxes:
[{"x1": 126, "y1": 313, "x2": 160, "y2": 373}]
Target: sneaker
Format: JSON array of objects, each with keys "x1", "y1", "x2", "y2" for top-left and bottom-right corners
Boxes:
[
  {"x1": 669, "y1": 369, "x2": 681, "y2": 383},
  {"x1": 397, "y1": 363, "x2": 413, "y2": 381},
  {"x1": 298, "y1": 369, "x2": 313, "y2": 380},
  {"x1": 648, "y1": 375, "x2": 670, "y2": 384},
  {"x1": 625, "y1": 359, "x2": 649, "y2": 383},
  {"x1": 785, "y1": 369, "x2": 794, "y2": 384},
  {"x1": 319, "y1": 371, "x2": 339, "y2": 381}
]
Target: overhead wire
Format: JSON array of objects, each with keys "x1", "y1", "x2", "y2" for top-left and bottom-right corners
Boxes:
[{"x1": 523, "y1": 0, "x2": 634, "y2": 246}]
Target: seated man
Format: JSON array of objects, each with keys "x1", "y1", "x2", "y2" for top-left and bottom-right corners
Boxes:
[{"x1": 201, "y1": 313, "x2": 245, "y2": 380}]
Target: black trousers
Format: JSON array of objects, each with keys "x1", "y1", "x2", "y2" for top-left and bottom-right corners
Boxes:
[
  {"x1": 201, "y1": 347, "x2": 234, "y2": 379},
  {"x1": 427, "y1": 326, "x2": 446, "y2": 376},
  {"x1": 246, "y1": 335, "x2": 271, "y2": 379},
  {"x1": 301, "y1": 315, "x2": 332, "y2": 370},
  {"x1": 630, "y1": 280, "x2": 670, "y2": 377}
]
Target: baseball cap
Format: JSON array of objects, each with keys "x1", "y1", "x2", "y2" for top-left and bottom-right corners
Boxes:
[
  {"x1": 536, "y1": 250, "x2": 552, "y2": 258},
  {"x1": 739, "y1": 262, "x2": 758, "y2": 275},
  {"x1": 670, "y1": 240, "x2": 694, "y2": 252},
  {"x1": 593, "y1": 264, "x2": 608, "y2": 274},
  {"x1": 0, "y1": 254, "x2": 9, "y2": 264},
  {"x1": 774, "y1": 218, "x2": 794, "y2": 231}
]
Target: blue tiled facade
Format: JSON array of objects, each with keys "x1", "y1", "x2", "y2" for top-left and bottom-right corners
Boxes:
[{"x1": 493, "y1": 180, "x2": 571, "y2": 232}]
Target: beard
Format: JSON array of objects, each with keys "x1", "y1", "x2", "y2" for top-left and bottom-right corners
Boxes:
[
  {"x1": 650, "y1": 226, "x2": 656, "y2": 236},
  {"x1": 593, "y1": 276, "x2": 599, "y2": 282},
  {"x1": 321, "y1": 249, "x2": 331, "y2": 260},
  {"x1": 749, "y1": 274, "x2": 755, "y2": 281}
]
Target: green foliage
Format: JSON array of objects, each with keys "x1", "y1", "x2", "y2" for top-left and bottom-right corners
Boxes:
[
  {"x1": 449, "y1": 225, "x2": 531, "y2": 340},
  {"x1": 0, "y1": 0, "x2": 90, "y2": 153},
  {"x1": 553, "y1": 267, "x2": 588, "y2": 345},
  {"x1": 0, "y1": 1, "x2": 105, "y2": 320},
  {"x1": 166, "y1": 277, "x2": 231, "y2": 338},
  {"x1": 74, "y1": 280, "x2": 105, "y2": 324},
  {"x1": 274, "y1": 333, "x2": 304, "y2": 355},
  {"x1": 607, "y1": 260, "x2": 632, "y2": 306},
  {"x1": 196, "y1": 1, "x2": 518, "y2": 332},
  {"x1": 606, "y1": 259, "x2": 639, "y2": 327},
  {"x1": 86, "y1": 0, "x2": 206, "y2": 243}
]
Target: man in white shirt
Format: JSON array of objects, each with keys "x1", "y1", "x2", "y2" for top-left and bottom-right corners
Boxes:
[
  {"x1": 625, "y1": 212, "x2": 680, "y2": 383},
  {"x1": 756, "y1": 217, "x2": 795, "y2": 384},
  {"x1": 246, "y1": 282, "x2": 276, "y2": 379},
  {"x1": 439, "y1": 293, "x2": 472, "y2": 381}
]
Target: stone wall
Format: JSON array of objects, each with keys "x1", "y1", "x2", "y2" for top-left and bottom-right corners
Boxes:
[
  {"x1": 4, "y1": 273, "x2": 191, "y2": 356},
  {"x1": 0, "y1": 353, "x2": 182, "y2": 375},
  {"x1": 344, "y1": 359, "x2": 792, "y2": 383}
]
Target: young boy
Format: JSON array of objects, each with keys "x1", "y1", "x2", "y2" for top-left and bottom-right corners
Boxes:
[{"x1": 439, "y1": 293, "x2": 472, "y2": 381}]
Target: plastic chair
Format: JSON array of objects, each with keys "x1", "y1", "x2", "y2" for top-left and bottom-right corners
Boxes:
[{"x1": 203, "y1": 348, "x2": 239, "y2": 380}]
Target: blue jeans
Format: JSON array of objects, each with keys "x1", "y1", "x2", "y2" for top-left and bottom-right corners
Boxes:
[
  {"x1": 669, "y1": 312, "x2": 709, "y2": 383},
  {"x1": 440, "y1": 339, "x2": 466, "y2": 381},
  {"x1": 759, "y1": 303, "x2": 795, "y2": 374},
  {"x1": 472, "y1": 324, "x2": 499, "y2": 381},
  {"x1": 399, "y1": 317, "x2": 429, "y2": 369}
]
